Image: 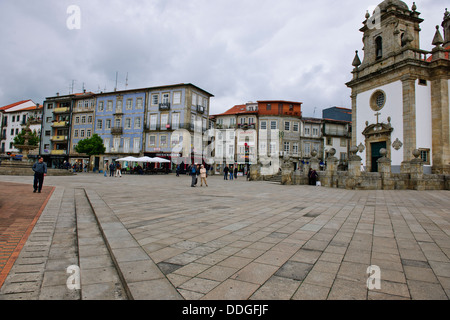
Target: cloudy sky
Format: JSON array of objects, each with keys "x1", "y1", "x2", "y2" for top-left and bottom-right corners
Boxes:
[{"x1": 0, "y1": 0, "x2": 445, "y2": 116}]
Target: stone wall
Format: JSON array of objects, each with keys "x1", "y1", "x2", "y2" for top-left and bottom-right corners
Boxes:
[
  {"x1": 253, "y1": 148, "x2": 450, "y2": 190},
  {"x1": 0, "y1": 161, "x2": 72, "y2": 176}
]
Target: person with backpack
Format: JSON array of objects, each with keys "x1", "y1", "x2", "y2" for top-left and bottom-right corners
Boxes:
[
  {"x1": 190, "y1": 163, "x2": 197, "y2": 187},
  {"x1": 115, "y1": 161, "x2": 122, "y2": 177},
  {"x1": 109, "y1": 162, "x2": 115, "y2": 177}
]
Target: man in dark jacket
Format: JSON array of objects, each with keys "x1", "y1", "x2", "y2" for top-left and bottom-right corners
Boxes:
[{"x1": 32, "y1": 157, "x2": 47, "y2": 193}]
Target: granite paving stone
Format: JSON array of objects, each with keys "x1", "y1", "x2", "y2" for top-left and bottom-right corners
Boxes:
[{"x1": 0, "y1": 174, "x2": 449, "y2": 300}]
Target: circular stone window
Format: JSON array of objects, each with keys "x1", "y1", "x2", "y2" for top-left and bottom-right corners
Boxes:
[{"x1": 370, "y1": 90, "x2": 386, "y2": 111}]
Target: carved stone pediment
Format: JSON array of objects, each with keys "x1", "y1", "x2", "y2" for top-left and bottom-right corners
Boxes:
[{"x1": 362, "y1": 122, "x2": 393, "y2": 138}]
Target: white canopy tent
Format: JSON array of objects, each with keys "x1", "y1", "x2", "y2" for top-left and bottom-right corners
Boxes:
[
  {"x1": 152, "y1": 157, "x2": 170, "y2": 163},
  {"x1": 116, "y1": 156, "x2": 139, "y2": 162}
]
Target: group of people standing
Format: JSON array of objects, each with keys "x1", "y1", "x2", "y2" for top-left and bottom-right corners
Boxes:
[
  {"x1": 103, "y1": 161, "x2": 122, "y2": 177},
  {"x1": 189, "y1": 164, "x2": 208, "y2": 187}
]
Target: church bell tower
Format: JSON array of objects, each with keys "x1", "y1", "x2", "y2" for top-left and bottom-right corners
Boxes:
[{"x1": 346, "y1": 0, "x2": 450, "y2": 174}]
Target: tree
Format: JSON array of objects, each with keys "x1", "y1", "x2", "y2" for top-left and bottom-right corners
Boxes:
[
  {"x1": 13, "y1": 129, "x2": 40, "y2": 147},
  {"x1": 75, "y1": 134, "x2": 106, "y2": 156}
]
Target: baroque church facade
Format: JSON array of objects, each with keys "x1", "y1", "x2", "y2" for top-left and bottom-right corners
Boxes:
[{"x1": 346, "y1": 0, "x2": 450, "y2": 174}]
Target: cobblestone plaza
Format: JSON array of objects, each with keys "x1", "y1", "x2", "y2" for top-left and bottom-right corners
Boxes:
[{"x1": 0, "y1": 173, "x2": 449, "y2": 300}]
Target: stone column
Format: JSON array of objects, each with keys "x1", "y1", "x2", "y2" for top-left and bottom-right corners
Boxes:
[
  {"x1": 309, "y1": 150, "x2": 320, "y2": 171},
  {"x1": 410, "y1": 149, "x2": 425, "y2": 190},
  {"x1": 347, "y1": 146, "x2": 362, "y2": 189},
  {"x1": 401, "y1": 75, "x2": 417, "y2": 165},
  {"x1": 249, "y1": 161, "x2": 261, "y2": 181},
  {"x1": 281, "y1": 155, "x2": 294, "y2": 185},
  {"x1": 324, "y1": 148, "x2": 338, "y2": 188},
  {"x1": 377, "y1": 148, "x2": 393, "y2": 189}
]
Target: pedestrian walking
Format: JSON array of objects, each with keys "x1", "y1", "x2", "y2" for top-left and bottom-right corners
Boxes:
[
  {"x1": 104, "y1": 161, "x2": 108, "y2": 177},
  {"x1": 115, "y1": 162, "x2": 122, "y2": 177},
  {"x1": 223, "y1": 165, "x2": 229, "y2": 180},
  {"x1": 229, "y1": 166, "x2": 234, "y2": 180},
  {"x1": 234, "y1": 167, "x2": 238, "y2": 179},
  {"x1": 200, "y1": 164, "x2": 208, "y2": 187},
  {"x1": 32, "y1": 156, "x2": 47, "y2": 193},
  {"x1": 109, "y1": 162, "x2": 115, "y2": 177},
  {"x1": 195, "y1": 164, "x2": 200, "y2": 185},
  {"x1": 190, "y1": 164, "x2": 197, "y2": 187}
]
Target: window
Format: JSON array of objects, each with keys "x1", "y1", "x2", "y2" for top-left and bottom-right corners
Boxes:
[
  {"x1": 370, "y1": 90, "x2": 386, "y2": 111},
  {"x1": 419, "y1": 148, "x2": 430, "y2": 165},
  {"x1": 45, "y1": 130, "x2": 51, "y2": 136},
  {"x1": 152, "y1": 94, "x2": 159, "y2": 105},
  {"x1": 162, "y1": 93, "x2": 170, "y2": 104},
  {"x1": 77, "y1": 101, "x2": 82, "y2": 109},
  {"x1": 304, "y1": 143, "x2": 311, "y2": 156},
  {"x1": 284, "y1": 121, "x2": 290, "y2": 131},
  {"x1": 47, "y1": 117, "x2": 52, "y2": 123},
  {"x1": 125, "y1": 118, "x2": 131, "y2": 129},
  {"x1": 260, "y1": 121, "x2": 267, "y2": 130},
  {"x1": 266, "y1": 104, "x2": 271, "y2": 111},
  {"x1": 126, "y1": 99, "x2": 133, "y2": 110},
  {"x1": 172, "y1": 113, "x2": 180, "y2": 130},
  {"x1": 135, "y1": 117, "x2": 141, "y2": 129},
  {"x1": 75, "y1": 116, "x2": 80, "y2": 124},
  {"x1": 115, "y1": 118, "x2": 121, "y2": 128},
  {"x1": 173, "y1": 91, "x2": 181, "y2": 104},
  {"x1": 133, "y1": 138, "x2": 140, "y2": 153},
  {"x1": 375, "y1": 36, "x2": 383, "y2": 59},
  {"x1": 98, "y1": 101, "x2": 104, "y2": 111},
  {"x1": 80, "y1": 129, "x2": 85, "y2": 138},
  {"x1": 106, "y1": 119, "x2": 111, "y2": 129},
  {"x1": 192, "y1": 93, "x2": 197, "y2": 106},
  {"x1": 312, "y1": 127, "x2": 319, "y2": 136},
  {"x1": 293, "y1": 122, "x2": 299, "y2": 132},
  {"x1": 327, "y1": 137, "x2": 333, "y2": 145},
  {"x1": 340, "y1": 138, "x2": 347, "y2": 147},
  {"x1": 116, "y1": 100, "x2": 123, "y2": 112},
  {"x1": 293, "y1": 143, "x2": 298, "y2": 154},
  {"x1": 149, "y1": 135, "x2": 156, "y2": 146},
  {"x1": 84, "y1": 100, "x2": 89, "y2": 109},
  {"x1": 284, "y1": 142, "x2": 290, "y2": 153},
  {"x1": 161, "y1": 114, "x2": 168, "y2": 129},
  {"x1": 97, "y1": 119, "x2": 103, "y2": 130},
  {"x1": 47, "y1": 103, "x2": 53, "y2": 109},
  {"x1": 74, "y1": 130, "x2": 79, "y2": 138},
  {"x1": 86, "y1": 129, "x2": 91, "y2": 137},
  {"x1": 160, "y1": 135, "x2": 167, "y2": 146},
  {"x1": 88, "y1": 116, "x2": 92, "y2": 123},
  {"x1": 304, "y1": 127, "x2": 310, "y2": 136},
  {"x1": 136, "y1": 97, "x2": 143, "y2": 109},
  {"x1": 107, "y1": 101, "x2": 113, "y2": 111},
  {"x1": 150, "y1": 114, "x2": 157, "y2": 130},
  {"x1": 270, "y1": 121, "x2": 277, "y2": 130},
  {"x1": 81, "y1": 116, "x2": 86, "y2": 124}
]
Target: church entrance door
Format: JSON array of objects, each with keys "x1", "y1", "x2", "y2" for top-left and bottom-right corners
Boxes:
[{"x1": 371, "y1": 141, "x2": 386, "y2": 172}]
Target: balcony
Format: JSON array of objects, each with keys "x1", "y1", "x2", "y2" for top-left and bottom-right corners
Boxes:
[
  {"x1": 50, "y1": 149, "x2": 67, "y2": 155},
  {"x1": 196, "y1": 105, "x2": 205, "y2": 114},
  {"x1": 52, "y1": 120, "x2": 69, "y2": 127},
  {"x1": 111, "y1": 127, "x2": 123, "y2": 135},
  {"x1": 50, "y1": 135, "x2": 68, "y2": 142},
  {"x1": 159, "y1": 102, "x2": 171, "y2": 111},
  {"x1": 54, "y1": 107, "x2": 70, "y2": 114}
]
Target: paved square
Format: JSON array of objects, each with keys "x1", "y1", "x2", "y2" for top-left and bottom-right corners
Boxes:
[{"x1": 0, "y1": 173, "x2": 449, "y2": 300}]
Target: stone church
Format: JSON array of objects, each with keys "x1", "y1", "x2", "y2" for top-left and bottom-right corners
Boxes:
[{"x1": 346, "y1": 0, "x2": 450, "y2": 174}]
